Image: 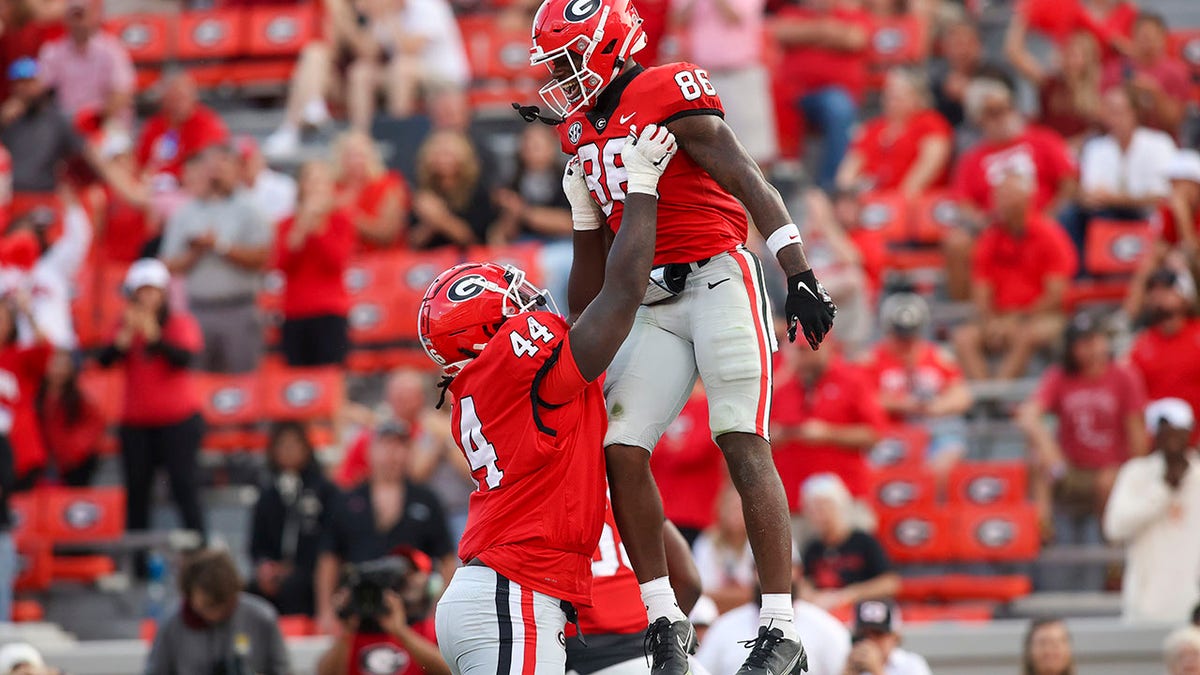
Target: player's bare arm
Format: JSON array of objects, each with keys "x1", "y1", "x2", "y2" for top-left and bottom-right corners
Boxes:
[
  {"x1": 564, "y1": 162, "x2": 608, "y2": 322},
  {"x1": 567, "y1": 125, "x2": 678, "y2": 382},
  {"x1": 668, "y1": 113, "x2": 837, "y2": 349}
]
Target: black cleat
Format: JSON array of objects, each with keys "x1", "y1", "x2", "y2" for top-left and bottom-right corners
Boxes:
[
  {"x1": 644, "y1": 616, "x2": 696, "y2": 674},
  {"x1": 736, "y1": 625, "x2": 808, "y2": 675}
]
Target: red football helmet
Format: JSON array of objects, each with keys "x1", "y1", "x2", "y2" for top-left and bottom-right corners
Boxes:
[
  {"x1": 529, "y1": 0, "x2": 646, "y2": 118},
  {"x1": 418, "y1": 262, "x2": 556, "y2": 376}
]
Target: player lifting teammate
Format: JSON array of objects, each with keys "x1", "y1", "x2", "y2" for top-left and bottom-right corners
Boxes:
[
  {"x1": 526, "y1": 0, "x2": 838, "y2": 673},
  {"x1": 420, "y1": 125, "x2": 678, "y2": 674}
]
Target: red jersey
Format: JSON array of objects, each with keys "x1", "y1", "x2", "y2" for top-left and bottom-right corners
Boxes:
[
  {"x1": 650, "y1": 394, "x2": 725, "y2": 531},
  {"x1": 851, "y1": 110, "x2": 952, "y2": 191},
  {"x1": 0, "y1": 343, "x2": 52, "y2": 478},
  {"x1": 865, "y1": 339, "x2": 964, "y2": 424},
  {"x1": 954, "y1": 125, "x2": 1077, "y2": 214},
  {"x1": 558, "y1": 63, "x2": 749, "y2": 266},
  {"x1": 1130, "y1": 319, "x2": 1200, "y2": 444},
  {"x1": 569, "y1": 502, "x2": 645, "y2": 637},
  {"x1": 275, "y1": 209, "x2": 354, "y2": 319},
  {"x1": 118, "y1": 311, "x2": 203, "y2": 426},
  {"x1": 347, "y1": 621, "x2": 437, "y2": 675},
  {"x1": 449, "y1": 311, "x2": 607, "y2": 606},
  {"x1": 1035, "y1": 363, "x2": 1147, "y2": 469},
  {"x1": 971, "y1": 215, "x2": 1078, "y2": 312},
  {"x1": 339, "y1": 172, "x2": 410, "y2": 253}
]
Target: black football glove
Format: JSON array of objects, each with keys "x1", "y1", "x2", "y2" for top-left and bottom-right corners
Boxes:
[{"x1": 785, "y1": 269, "x2": 837, "y2": 349}]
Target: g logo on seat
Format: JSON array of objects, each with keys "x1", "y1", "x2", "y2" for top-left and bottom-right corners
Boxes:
[
  {"x1": 448, "y1": 275, "x2": 488, "y2": 302},
  {"x1": 564, "y1": 0, "x2": 602, "y2": 22}
]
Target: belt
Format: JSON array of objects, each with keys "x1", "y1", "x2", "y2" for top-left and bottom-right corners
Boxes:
[{"x1": 653, "y1": 256, "x2": 711, "y2": 276}]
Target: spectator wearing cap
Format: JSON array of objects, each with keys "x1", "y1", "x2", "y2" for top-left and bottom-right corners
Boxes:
[
  {"x1": 35, "y1": 0, "x2": 134, "y2": 129},
  {"x1": 1022, "y1": 617, "x2": 1076, "y2": 675},
  {"x1": 651, "y1": 382, "x2": 726, "y2": 546},
  {"x1": 770, "y1": 0, "x2": 873, "y2": 190},
  {"x1": 836, "y1": 68, "x2": 952, "y2": 198},
  {"x1": 332, "y1": 131, "x2": 409, "y2": 253},
  {"x1": 248, "y1": 421, "x2": 338, "y2": 617},
  {"x1": 800, "y1": 474, "x2": 899, "y2": 612},
  {"x1": 844, "y1": 601, "x2": 931, "y2": 675},
  {"x1": 315, "y1": 418, "x2": 454, "y2": 634},
  {"x1": 865, "y1": 293, "x2": 973, "y2": 482},
  {"x1": 146, "y1": 548, "x2": 291, "y2": 675},
  {"x1": 0, "y1": 643, "x2": 60, "y2": 675},
  {"x1": 160, "y1": 145, "x2": 270, "y2": 374},
  {"x1": 97, "y1": 258, "x2": 206, "y2": 548},
  {"x1": 772, "y1": 340, "x2": 887, "y2": 510},
  {"x1": 1017, "y1": 311, "x2": 1147, "y2": 591},
  {"x1": 1165, "y1": 626, "x2": 1200, "y2": 675},
  {"x1": 234, "y1": 136, "x2": 295, "y2": 229},
  {"x1": 1102, "y1": 13, "x2": 1190, "y2": 137},
  {"x1": 952, "y1": 174, "x2": 1078, "y2": 381},
  {"x1": 1130, "y1": 269, "x2": 1200, "y2": 444},
  {"x1": 697, "y1": 559, "x2": 850, "y2": 675},
  {"x1": 135, "y1": 73, "x2": 229, "y2": 191},
  {"x1": 1104, "y1": 398, "x2": 1200, "y2": 623},
  {"x1": 274, "y1": 160, "x2": 353, "y2": 368}
]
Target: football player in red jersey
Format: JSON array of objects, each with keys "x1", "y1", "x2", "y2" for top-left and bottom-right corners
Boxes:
[
  {"x1": 525, "y1": 0, "x2": 834, "y2": 672},
  {"x1": 422, "y1": 125, "x2": 678, "y2": 675}
]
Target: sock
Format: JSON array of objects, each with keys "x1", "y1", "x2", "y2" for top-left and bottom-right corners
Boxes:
[
  {"x1": 760, "y1": 593, "x2": 799, "y2": 641},
  {"x1": 640, "y1": 577, "x2": 687, "y2": 623}
]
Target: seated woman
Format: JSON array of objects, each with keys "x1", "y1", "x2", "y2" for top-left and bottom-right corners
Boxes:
[
  {"x1": 333, "y1": 131, "x2": 409, "y2": 252},
  {"x1": 409, "y1": 130, "x2": 498, "y2": 249},
  {"x1": 38, "y1": 350, "x2": 106, "y2": 486}
]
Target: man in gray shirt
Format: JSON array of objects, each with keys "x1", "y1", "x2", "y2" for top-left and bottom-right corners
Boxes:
[
  {"x1": 160, "y1": 145, "x2": 271, "y2": 373},
  {"x1": 145, "y1": 548, "x2": 291, "y2": 675}
]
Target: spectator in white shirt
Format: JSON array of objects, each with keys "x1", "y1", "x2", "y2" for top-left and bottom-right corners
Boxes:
[
  {"x1": 842, "y1": 601, "x2": 931, "y2": 675},
  {"x1": 1022, "y1": 617, "x2": 1076, "y2": 675},
  {"x1": 692, "y1": 483, "x2": 757, "y2": 613},
  {"x1": 1165, "y1": 626, "x2": 1200, "y2": 675},
  {"x1": 1103, "y1": 397, "x2": 1200, "y2": 623},
  {"x1": 697, "y1": 590, "x2": 850, "y2": 675},
  {"x1": 234, "y1": 136, "x2": 295, "y2": 228}
]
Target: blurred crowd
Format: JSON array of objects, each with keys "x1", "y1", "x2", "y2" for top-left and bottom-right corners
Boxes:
[{"x1": 0, "y1": 0, "x2": 1196, "y2": 668}]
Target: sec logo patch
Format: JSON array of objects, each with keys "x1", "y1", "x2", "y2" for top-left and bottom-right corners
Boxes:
[{"x1": 568, "y1": 121, "x2": 583, "y2": 145}]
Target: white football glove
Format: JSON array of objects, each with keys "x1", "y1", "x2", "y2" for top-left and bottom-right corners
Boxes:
[
  {"x1": 562, "y1": 156, "x2": 602, "y2": 231},
  {"x1": 622, "y1": 124, "x2": 678, "y2": 196}
]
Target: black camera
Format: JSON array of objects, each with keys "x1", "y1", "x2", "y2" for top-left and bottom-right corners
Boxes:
[{"x1": 339, "y1": 556, "x2": 415, "y2": 623}]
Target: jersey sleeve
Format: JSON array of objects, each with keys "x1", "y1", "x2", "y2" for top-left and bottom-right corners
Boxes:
[
  {"x1": 537, "y1": 333, "x2": 591, "y2": 406},
  {"x1": 654, "y1": 63, "x2": 726, "y2": 125}
]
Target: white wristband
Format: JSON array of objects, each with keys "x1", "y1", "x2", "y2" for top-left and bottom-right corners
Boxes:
[
  {"x1": 766, "y1": 224, "x2": 803, "y2": 257},
  {"x1": 572, "y1": 209, "x2": 602, "y2": 231}
]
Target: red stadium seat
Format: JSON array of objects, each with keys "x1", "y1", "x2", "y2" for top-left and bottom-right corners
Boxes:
[
  {"x1": 857, "y1": 192, "x2": 910, "y2": 246},
  {"x1": 106, "y1": 14, "x2": 173, "y2": 65},
  {"x1": 947, "y1": 462, "x2": 1028, "y2": 507},
  {"x1": 41, "y1": 487, "x2": 126, "y2": 543},
  {"x1": 12, "y1": 600, "x2": 44, "y2": 623},
  {"x1": 1064, "y1": 279, "x2": 1129, "y2": 312},
  {"x1": 868, "y1": 425, "x2": 929, "y2": 468},
  {"x1": 468, "y1": 243, "x2": 546, "y2": 287},
  {"x1": 458, "y1": 16, "x2": 541, "y2": 81},
  {"x1": 14, "y1": 539, "x2": 52, "y2": 592},
  {"x1": 278, "y1": 615, "x2": 317, "y2": 637},
  {"x1": 262, "y1": 366, "x2": 343, "y2": 422},
  {"x1": 8, "y1": 492, "x2": 44, "y2": 545},
  {"x1": 177, "y1": 10, "x2": 246, "y2": 61},
  {"x1": 867, "y1": 16, "x2": 927, "y2": 90},
  {"x1": 195, "y1": 373, "x2": 263, "y2": 451},
  {"x1": 899, "y1": 573, "x2": 1032, "y2": 603},
  {"x1": 909, "y1": 190, "x2": 961, "y2": 244},
  {"x1": 953, "y1": 504, "x2": 1040, "y2": 563},
  {"x1": 245, "y1": 4, "x2": 315, "y2": 57},
  {"x1": 867, "y1": 465, "x2": 937, "y2": 512},
  {"x1": 1085, "y1": 219, "x2": 1152, "y2": 276},
  {"x1": 897, "y1": 602, "x2": 995, "y2": 623},
  {"x1": 347, "y1": 288, "x2": 412, "y2": 361},
  {"x1": 877, "y1": 508, "x2": 954, "y2": 564}
]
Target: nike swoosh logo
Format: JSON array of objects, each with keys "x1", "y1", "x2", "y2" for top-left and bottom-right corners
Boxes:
[
  {"x1": 707, "y1": 279, "x2": 730, "y2": 289},
  {"x1": 795, "y1": 281, "x2": 818, "y2": 299},
  {"x1": 619, "y1": 113, "x2": 636, "y2": 124}
]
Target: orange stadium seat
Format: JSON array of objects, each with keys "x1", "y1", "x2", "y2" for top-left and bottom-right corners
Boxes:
[
  {"x1": 909, "y1": 190, "x2": 961, "y2": 244},
  {"x1": 41, "y1": 487, "x2": 126, "y2": 543},
  {"x1": 898, "y1": 602, "x2": 994, "y2": 623},
  {"x1": 857, "y1": 191, "x2": 910, "y2": 246},
  {"x1": 948, "y1": 462, "x2": 1028, "y2": 507},
  {"x1": 14, "y1": 539, "x2": 52, "y2": 593},
  {"x1": 195, "y1": 373, "x2": 264, "y2": 450},
  {"x1": 262, "y1": 366, "x2": 342, "y2": 422},
  {"x1": 877, "y1": 508, "x2": 954, "y2": 564},
  {"x1": 245, "y1": 4, "x2": 315, "y2": 57},
  {"x1": 347, "y1": 287, "x2": 413, "y2": 370},
  {"x1": 1085, "y1": 219, "x2": 1152, "y2": 276},
  {"x1": 177, "y1": 10, "x2": 246, "y2": 61},
  {"x1": 867, "y1": 465, "x2": 937, "y2": 512},
  {"x1": 106, "y1": 14, "x2": 174, "y2": 65},
  {"x1": 868, "y1": 425, "x2": 930, "y2": 468},
  {"x1": 953, "y1": 503, "x2": 1040, "y2": 563}
]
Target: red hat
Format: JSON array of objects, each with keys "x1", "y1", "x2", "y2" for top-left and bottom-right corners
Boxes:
[{"x1": 1, "y1": 232, "x2": 40, "y2": 271}]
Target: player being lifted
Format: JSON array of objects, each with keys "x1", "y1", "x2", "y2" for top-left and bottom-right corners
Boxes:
[
  {"x1": 420, "y1": 125, "x2": 678, "y2": 674},
  {"x1": 525, "y1": 0, "x2": 838, "y2": 673}
]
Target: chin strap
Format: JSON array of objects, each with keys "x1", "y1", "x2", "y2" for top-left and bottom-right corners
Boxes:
[{"x1": 512, "y1": 103, "x2": 564, "y2": 126}]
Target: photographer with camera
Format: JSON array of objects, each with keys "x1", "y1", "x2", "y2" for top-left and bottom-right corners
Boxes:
[
  {"x1": 144, "y1": 548, "x2": 291, "y2": 675},
  {"x1": 316, "y1": 548, "x2": 448, "y2": 675},
  {"x1": 841, "y1": 601, "x2": 930, "y2": 675}
]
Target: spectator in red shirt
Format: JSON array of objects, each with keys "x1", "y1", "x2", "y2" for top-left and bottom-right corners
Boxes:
[
  {"x1": 333, "y1": 131, "x2": 409, "y2": 252},
  {"x1": 650, "y1": 383, "x2": 726, "y2": 546},
  {"x1": 1037, "y1": 31, "x2": 1104, "y2": 151},
  {"x1": 771, "y1": 0, "x2": 872, "y2": 191},
  {"x1": 275, "y1": 160, "x2": 354, "y2": 368},
  {"x1": 135, "y1": 73, "x2": 228, "y2": 191},
  {"x1": 771, "y1": 339, "x2": 887, "y2": 512},
  {"x1": 1004, "y1": 0, "x2": 1136, "y2": 85},
  {"x1": 837, "y1": 68, "x2": 952, "y2": 197},
  {"x1": 865, "y1": 293, "x2": 973, "y2": 481},
  {"x1": 952, "y1": 175, "x2": 1078, "y2": 381},
  {"x1": 97, "y1": 258, "x2": 206, "y2": 544},
  {"x1": 944, "y1": 75, "x2": 1077, "y2": 300},
  {"x1": 1018, "y1": 312, "x2": 1147, "y2": 590},
  {"x1": 37, "y1": 350, "x2": 105, "y2": 486},
  {"x1": 0, "y1": 293, "x2": 51, "y2": 490},
  {"x1": 1102, "y1": 13, "x2": 1190, "y2": 138},
  {"x1": 89, "y1": 132, "x2": 153, "y2": 264},
  {"x1": 1130, "y1": 269, "x2": 1200, "y2": 444}
]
